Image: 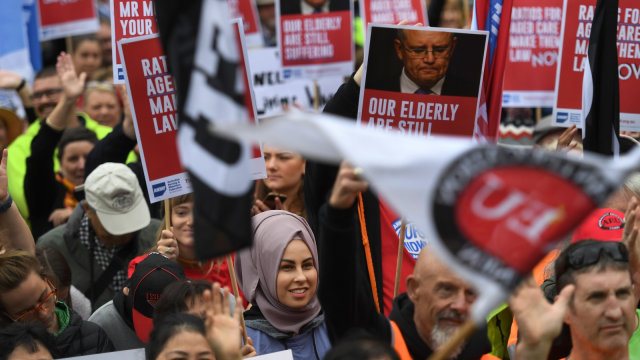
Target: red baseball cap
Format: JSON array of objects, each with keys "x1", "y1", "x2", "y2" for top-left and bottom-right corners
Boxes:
[{"x1": 571, "y1": 208, "x2": 625, "y2": 243}]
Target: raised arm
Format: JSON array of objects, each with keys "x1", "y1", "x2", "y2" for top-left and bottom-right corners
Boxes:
[
  {"x1": 0, "y1": 149, "x2": 35, "y2": 254},
  {"x1": 318, "y1": 162, "x2": 391, "y2": 342},
  {"x1": 46, "y1": 52, "x2": 86, "y2": 130},
  {"x1": 0, "y1": 70, "x2": 35, "y2": 123}
]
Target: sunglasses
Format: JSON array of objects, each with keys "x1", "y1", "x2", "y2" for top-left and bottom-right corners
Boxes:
[
  {"x1": 3, "y1": 278, "x2": 58, "y2": 322},
  {"x1": 556, "y1": 241, "x2": 629, "y2": 277}
]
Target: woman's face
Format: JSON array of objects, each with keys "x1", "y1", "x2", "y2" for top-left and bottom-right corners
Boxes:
[
  {"x1": 155, "y1": 330, "x2": 214, "y2": 360},
  {"x1": 8, "y1": 341, "x2": 53, "y2": 360},
  {"x1": 262, "y1": 145, "x2": 305, "y2": 196},
  {"x1": 172, "y1": 201, "x2": 195, "y2": 260},
  {"x1": 84, "y1": 90, "x2": 121, "y2": 128},
  {"x1": 276, "y1": 239, "x2": 317, "y2": 309},
  {"x1": 72, "y1": 40, "x2": 102, "y2": 78}
]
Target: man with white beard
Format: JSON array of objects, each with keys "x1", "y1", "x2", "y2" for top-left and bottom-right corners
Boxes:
[{"x1": 317, "y1": 162, "x2": 498, "y2": 359}]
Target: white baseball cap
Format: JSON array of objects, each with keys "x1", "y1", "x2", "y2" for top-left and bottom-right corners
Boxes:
[{"x1": 81, "y1": 163, "x2": 150, "y2": 235}]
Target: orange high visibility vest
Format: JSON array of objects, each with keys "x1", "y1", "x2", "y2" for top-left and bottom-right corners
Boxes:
[{"x1": 389, "y1": 320, "x2": 501, "y2": 360}]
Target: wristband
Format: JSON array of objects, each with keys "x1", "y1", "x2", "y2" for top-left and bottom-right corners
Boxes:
[
  {"x1": 16, "y1": 79, "x2": 26, "y2": 92},
  {"x1": 0, "y1": 194, "x2": 12, "y2": 214}
]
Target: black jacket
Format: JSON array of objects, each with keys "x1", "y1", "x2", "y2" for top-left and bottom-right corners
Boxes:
[
  {"x1": 55, "y1": 302, "x2": 114, "y2": 356},
  {"x1": 25, "y1": 121, "x2": 84, "y2": 240},
  {"x1": 318, "y1": 202, "x2": 491, "y2": 359},
  {"x1": 306, "y1": 75, "x2": 387, "y2": 312}
]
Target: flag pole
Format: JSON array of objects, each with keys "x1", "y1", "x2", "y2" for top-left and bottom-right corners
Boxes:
[
  {"x1": 226, "y1": 254, "x2": 249, "y2": 345},
  {"x1": 393, "y1": 218, "x2": 407, "y2": 298},
  {"x1": 163, "y1": 199, "x2": 171, "y2": 230},
  {"x1": 313, "y1": 79, "x2": 319, "y2": 111},
  {"x1": 65, "y1": 36, "x2": 73, "y2": 54},
  {"x1": 427, "y1": 319, "x2": 476, "y2": 360}
]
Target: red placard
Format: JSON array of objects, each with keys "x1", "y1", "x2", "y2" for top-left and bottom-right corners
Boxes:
[
  {"x1": 360, "y1": 0, "x2": 427, "y2": 29},
  {"x1": 279, "y1": 11, "x2": 352, "y2": 66},
  {"x1": 111, "y1": 0, "x2": 159, "y2": 83},
  {"x1": 38, "y1": 0, "x2": 98, "y2": 41},
  {"x1": 553, "y1": 0, "x2": 640, "y2": 131},
  {"x1": 502, "y1": 0, "x2": 562, "y2": 107},
  {"x1": 361, "y1": 90, "x2": 478, "y2": 136},
  {"x1": 228, "y1": 0, "x2": 261, "y2": 35},
  {"x1": 119, "y1": 34, "x2": 190, "y2": 201},
  {"x1": 359, "y1": 25, "x2": 488, "y2": 138}
]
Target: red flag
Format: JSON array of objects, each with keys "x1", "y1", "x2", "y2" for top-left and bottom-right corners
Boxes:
[{"x1": 472, "y1": 0, "x2": 513, "y2": 143}]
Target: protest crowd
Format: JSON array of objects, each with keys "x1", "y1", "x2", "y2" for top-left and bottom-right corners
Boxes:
[{"x1": 1, "y1": 0, "x2": 639, "y2": 359}]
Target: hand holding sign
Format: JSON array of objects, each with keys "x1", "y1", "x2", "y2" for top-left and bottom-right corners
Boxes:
[{"x1": 329, "y1": 161, "x2": 368, "y2": 209}]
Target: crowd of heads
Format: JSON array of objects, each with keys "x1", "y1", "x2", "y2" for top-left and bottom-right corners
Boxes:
[{"x1": 0, "y1": 2, "x2": 639, "y2": 360}]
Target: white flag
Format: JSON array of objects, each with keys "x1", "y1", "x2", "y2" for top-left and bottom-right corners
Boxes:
[{"x1": 214, "y1": 111, "x2": 640, "y2": 323}]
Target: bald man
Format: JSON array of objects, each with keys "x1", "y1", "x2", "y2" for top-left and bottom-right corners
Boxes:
[{"x1": 317, "y1": 162, "x2": 495, "y2": 359}]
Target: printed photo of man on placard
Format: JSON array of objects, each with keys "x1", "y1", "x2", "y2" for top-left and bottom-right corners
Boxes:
[
  {"x1": 364, "y1": 26, "x2": 485, "y2": 98},
  {"x1": 281, "y1": 0, "x2": 350, "y2": 15}
]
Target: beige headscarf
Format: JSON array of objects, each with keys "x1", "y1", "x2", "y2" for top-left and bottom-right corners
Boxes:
[{"x1": 235, "y1": 210, "x2": 321, "y2": 334}]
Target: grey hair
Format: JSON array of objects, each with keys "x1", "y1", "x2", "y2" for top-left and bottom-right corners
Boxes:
[{"x1": 624, "y1": 172, "x2": 640, "y2": 199}]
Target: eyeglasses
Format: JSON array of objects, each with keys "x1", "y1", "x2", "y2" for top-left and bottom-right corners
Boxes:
[
  {"x1": 556, "y1": 241, "x2": 629, "y2": 276},
  {"x1": 3, "y1": 279, "x2": 57, "y2": 322},
  {"x1": 402, "y1": 45, "x2": 451, "y2": 59},
  {"x1": 31, "y1": 88, "x2": 62, "y2": 101}
]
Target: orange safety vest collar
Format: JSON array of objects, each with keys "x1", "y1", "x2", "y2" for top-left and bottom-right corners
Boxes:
[{"x1": 389, "y1": 320, "x2": 501, "y2": 360}]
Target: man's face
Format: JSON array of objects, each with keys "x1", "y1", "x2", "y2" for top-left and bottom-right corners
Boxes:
[
  {"x1": 84, "y1": 204, "x2": 134, "y2": 248},
  {"x1": 96, "y1": 23, "x2": 112, "y2": 65},
  {"x1": 32, "y1": 76, "x2": 62, "y2": 119},
  {"x1": 407, "y1": 252, "x2": 476, "y2": 353},
  {"x1": 566, "y1": 268, "x2": 636, "y2": 353},
  {"x1": 0, "y1": 272, "x2": 57, "y2": 333},
  {"x1": 394, "y1": 31, "x2": 455, "y2": 90},
  {"x1": 258, "y1": 4, "x2": 276, "y2": 33}
]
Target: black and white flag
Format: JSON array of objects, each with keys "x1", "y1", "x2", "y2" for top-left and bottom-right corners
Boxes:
[
  {"x1": 155, "y1": 0, "x2": 253, "y2": 260},
  {"x1": 581, "y1": 0, "x2": 620, "y2": 156},
  {"x1": 214, "y1": 111, "x2": 640, "y2": 322}
]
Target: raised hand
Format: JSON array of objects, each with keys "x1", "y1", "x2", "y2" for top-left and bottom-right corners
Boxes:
[
  {"x1": 56, "y1": 52, "x2": 86, "y2": 100},
  {"x1": 204, "y1": 283, "x2": 243, "y2": 359},
  {"x1": 510, "y1": 277, "x2": 574, "y2": 359},
  {"x1": 329, "y1": 161, "x2": 368, "y2": 209}
]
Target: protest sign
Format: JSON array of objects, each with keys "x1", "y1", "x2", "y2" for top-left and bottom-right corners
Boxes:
[
  {"x1": 228, "y1": 0, "x2": 263, "y2": 47},
  {"x1": 276, "y1": 0, "x2": 354, "y2": 78},
  {"x1": 252, "y1": 350, "x2": 294, "y2": 360},
  {"x1": 359, "y1": 24, "x2": 488, "y2": 137},
  {"x1": 118, "y1": 34, "x2": 191, "y2": 202},
  {"x1": 111, "y1": 0, "x2": 159, "y2": 83},
  {"x1": 360, "y1": 0, "x2": 427, "y2": 30},
  {"x1": 247, "y1": 47, "x2": 343, "y2": 117},
  {"x1": 553, "y1": 0, "x2": 640, "y2": 131},
  {"x1": 233, "y1": 19, "x2": 267, "y2": 179},
  {"x1": 61, "y1": 348, "x2": 145, "y2": 360},
  {"x1": 502, "y1": 0, "x2": 562, "y2": 107},
  {"x1": 38, "y1": 0, "x2": 99, "y2": 41}
]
